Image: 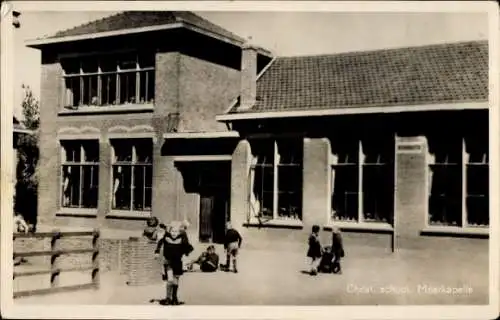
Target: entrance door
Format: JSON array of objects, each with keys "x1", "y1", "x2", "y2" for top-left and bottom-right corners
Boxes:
[{"x1": 199, "y1": 195, "x2": 214, "y2": 242}]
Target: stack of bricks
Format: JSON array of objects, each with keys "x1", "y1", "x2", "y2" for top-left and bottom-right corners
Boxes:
[{"x1": 125, "y1": 237, "x2": 162, "y2": 286}]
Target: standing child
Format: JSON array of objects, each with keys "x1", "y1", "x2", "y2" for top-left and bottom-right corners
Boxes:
[
  {"x1": 307, "y1": 225, "x2": 322, "y2": 276},
  {"x1": 155, "y1": 221, "x2": 194, "y2": 306},
  {"x1": 331, "y1": 226, "x2": 345, "y2": 274},
  {"x1": 222, "y1": 222, "x2": 242, "y2": 273}
]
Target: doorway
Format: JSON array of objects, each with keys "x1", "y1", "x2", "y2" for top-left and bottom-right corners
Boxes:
[{"x1": 197, "y1": 161, "x2": 231, "y2": 244}]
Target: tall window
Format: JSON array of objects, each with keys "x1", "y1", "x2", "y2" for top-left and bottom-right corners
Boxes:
[
  {"x1": 61, "y1": 140, "x2": 99, "y2": 209},
  {"x1": 331, "y1": 136, "x2": 394, "y2": 223},
  {"x1": 428, "y1": 134, "x2": 489, "y2": 227},
  {"x1": 250, "y1": 138, "x2": 303, "y2": 220},
  {"x1": 111, "y1": 139, "x2": 153, "y2": 212},
  {"x1": 62, "y1": 52, "x2": 155, "y2": 108}
]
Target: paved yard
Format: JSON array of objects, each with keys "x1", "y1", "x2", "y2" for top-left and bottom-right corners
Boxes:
[{"x1": 15, "y1": 244, "x2": 488, "y2": 306}]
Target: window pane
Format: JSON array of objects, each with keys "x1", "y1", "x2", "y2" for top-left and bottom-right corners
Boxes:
[
  {"x1": 362, "y1": 137, "x2": 394, "y2": 164},
  {"x1": 62, "y1": 59, "x2": 80, "y2": 75},
  {"x1": 81, "y1": 75, "x2": 98, "y2": 106},
  {"x1": 134, "y1": 139, "x2": 153, "y2": 163},
  {"x1": 466, "y1": 164, "x2": 489, "y2": 226},
  {"x1": 138, "y1": 53, "x2": 155, "y2": 69},
  {"x1": 118, "y1": 53, "x2": 137, "y2": 70},
  {"x1": 139, "y1": 70, "x2": 155, "y2": 104},
  {"x1": 133, "y1": 165, "x2": 145, "y2": 211},
  {"x1": 332, "y1": 139, "x2": 359, "y2": 164},
  {"x1": 144, "y1": 166, "x2": 153, "y2": 210},
  {"x1": 62, "y1": 165, "x2": 81, "y2": 208},
  {"x1": 81, "y1": 165, "x2": 98, "y2": 208},
  {"x1": 362, "y1": 165, "x2": 394, "y2": 223},
  {"x1": 62, "y1": 141, "x2": 81, "y2": 162},
  {"x1": 100, "y1": 55, "x2": 117, "y2": 73},
  {"x1": 277, "y1": 165, "x2": 302, "y2": 219},
  {"x1": 82, "y1": 140, "x2": 99, "y2": 162},
  {"x1": 101, "y1": 74, "x2": 117, "y2": 106},
  {"x1": 252, "y1": 140, "x2": 274, "y2": 165},
  {"x1": 432, "y1": 138, "x2": 462, "y2": 164},
  {"x1": 65, "y1": 77, "x2": 81, "y2": 107},
  {"x1": 428, "y1": 164, "x2": 462, "y2": 226},
  {"x1": 332, "y1": 164, "x2": 358, "y2": 221},
  {"x1": 466, "y1": 134, "x2": 488, "y2": 164},
  {"x1": 112, "y1": 140, "x2": 133, "y2": 162},
  {"x1": 81, "y1": 56, "x2": 98, "y2": 73},
  {"x1": 252, "y1": 166, "x2": 274, "y2": 218},
  {"x1": 119, "y1": 72, "x2": 137, "y2": 104},
  {"x1": 277, "y1": 139, "x2": 303, "y2": 164},
  {"x1": 113, "y1": 165, "x2": 131, "y2": 210}
]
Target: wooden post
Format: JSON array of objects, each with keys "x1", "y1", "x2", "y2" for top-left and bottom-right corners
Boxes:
[
  {"x1": 50, "y1": 229, "x2": 61, "y2": 288},
  {"x1": 91, "y1": 229, "x2": 100, "y2": 289}
]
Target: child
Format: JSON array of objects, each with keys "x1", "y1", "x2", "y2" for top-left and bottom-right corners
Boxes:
[
  {"x1": 143, "y1": 217, "x2": 167, "y2": 242},
  {"x1": 331, "y1": 226, "x2": 345, "y2": 274},
  {"x1": 155, "y1": 221, "x2": 194, "y2": 306},
  {"x1": 307, "y1": 225, "x2": 322, "y2": 276},
  {"x1": 186, "y1": 245, "x2": 219, "y2": 272},
  {"x1": 222, "y1": 222, "x2": 242, "y2": 273},
  {"x1": 317, "y1": 245, "x2": 335, "y2": 274}
]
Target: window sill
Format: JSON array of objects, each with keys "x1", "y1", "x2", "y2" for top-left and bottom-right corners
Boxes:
[
  {"x1": 56, "y1": 208, "x2": 98, "y2": 218},
  {"x1": 420, "y1": 226, "x2": 489, "y2": 238},
  {"x1": 59, "y1": 104, "x2": 154, "y2": 115},
  {"x1": 244, "y1": 217, "x2": 304, "y2": 229},
  {"x1": 106, "y1": 210, "x2": 151, "y2": 220},
  {"x1": 325, "y1": 221, "x2": 394, "y2": 233}
]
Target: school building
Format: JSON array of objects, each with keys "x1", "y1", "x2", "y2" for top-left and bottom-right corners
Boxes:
[{"x1": 27, "y1": 11, "x2": 489, "y2": 251}]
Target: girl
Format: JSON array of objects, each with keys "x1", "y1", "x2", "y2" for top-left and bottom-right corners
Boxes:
[{"x1": 306, "y1": 225, "x2": 322, "y2": 276}]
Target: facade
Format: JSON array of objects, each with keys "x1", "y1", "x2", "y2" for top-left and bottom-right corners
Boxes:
[{"x1": 28, "y1": 11, "x2": 489, "y2": 251}]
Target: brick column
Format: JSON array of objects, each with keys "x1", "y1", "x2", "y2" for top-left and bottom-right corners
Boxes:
[
  {"x1": 302, "y1": 138, "x2": 331, "y2": 227},
  {"x1": 394, "y1": 136, "x2": 427, "y2": 250},
  {"x1": 231, "y1": 139, "x2": 252, "y2": 229},
  {"x1": 97, "y1": 138, "x2": 111, "y2": 225}
]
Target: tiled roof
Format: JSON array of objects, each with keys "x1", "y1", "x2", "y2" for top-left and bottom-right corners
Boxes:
[
  {"x1": 231, "y1": 40, "x2": 488, "y2": 113},
  {"x1": 47, "y1": 11, "x2": 244, "y2": 43}
]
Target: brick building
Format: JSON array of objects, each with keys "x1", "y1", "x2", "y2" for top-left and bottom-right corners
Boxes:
[{"x1": 27, "y1": 11, "x2": 489, "y2": 251}]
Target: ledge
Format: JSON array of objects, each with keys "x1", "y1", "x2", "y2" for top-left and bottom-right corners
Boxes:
[
  {"x1": 58, "y1": 104, "x2": 154, "y2": 116},
  {"x1": 324, "y1": 221, "x2": 394, "y2": 234},
  {"x1": 106, "y1": 210, "x2": 151, "y2": 220},
  {"x1": 244, "y1": 217, "x2": 304, "y2": 229},
  {"x1": 56, "y1": 208, "x2": 98, "y2": 218},
  {"x1": 420, "y1": 226, "x2": 489, "y2": 239}
]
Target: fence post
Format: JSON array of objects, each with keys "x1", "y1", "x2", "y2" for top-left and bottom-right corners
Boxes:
[
  {"x1": 50, "y1": 229, "x2": 61, "y2": 288},
  {"x1": 92, "y1": 229, "x2": 100, "y2": 289}
]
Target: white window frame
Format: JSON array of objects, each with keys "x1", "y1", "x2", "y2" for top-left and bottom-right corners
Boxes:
[
  {"x1": 110, "y1": 138, "x2": 153, "y2": 216},
  {"x1": 330, "y1": 136, "x2": 395, "y2": 225},
  {"x1": 249, "y1": 139, "x2": 303, "y2": 221},
  {"x1": 426, "y1": 137, "x2": 489, "y2": 229},
  {"x1": 62, "y1": 52, "x2": 155, "y2": 109},
  {"x1": 59, "y1": 140, "x2": 100, "y2": 213}
]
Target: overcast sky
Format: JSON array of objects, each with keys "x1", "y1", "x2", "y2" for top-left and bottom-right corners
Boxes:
[{"x1": 12, "y1": 10, "x2": 488, "y2": 118}]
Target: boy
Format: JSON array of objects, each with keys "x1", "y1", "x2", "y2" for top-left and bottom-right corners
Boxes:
[
  {"x1": 143, "y1": 217, "x2": 166, "y2": 241},
  {"x1": 306, "y1": 225, "x2": 322, "y2": 276},
  {"x1": 155, "y1": 221, "x2": 194, "y2": 306},
  {"x1": 222, "y1": 222, "x2": 242, "y2": 273},
  {"x1": 317, "y1": 245, "x2": 335, "y2": 274},
  {"x1": 186, "y1": 245, "x2": 219, "y2": 272},
  {"x1": 331, "y1": 226, "x2": 345, "y2": 274}
]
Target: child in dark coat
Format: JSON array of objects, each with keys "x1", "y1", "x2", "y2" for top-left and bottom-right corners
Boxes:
[
  {"x1": 331, "y1": 227, "x2": 345, "y2": 274},
  {"x1": 186, "y1": 245, "x2": 219, "y2": 272},
  {"x1": 155, "y1": 221, "x2": 194, "y2": 306},
  {"x1": 307, "y1": 225, "x2": 322, "y2": 276},
  {"x1": 222, "y1": 222, "x2": 242, "y2": 273}
]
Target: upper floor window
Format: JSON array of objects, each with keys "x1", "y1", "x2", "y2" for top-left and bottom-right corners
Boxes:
[{"x1": 62, "y1": 52, "x2": 155, "y2": 109}]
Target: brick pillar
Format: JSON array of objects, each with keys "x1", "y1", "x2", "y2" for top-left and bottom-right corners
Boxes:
[
  {"x1": 126, "y1": 237, "x2": 162, "y2": 286},
  {"x1": 152, "y1": 152, "x2": 178, "y2": 225},
  {"x1": 97, "y1": 138, "x2": 111, "y2": 225},
  {"x1": 394, "y1": 136, "x2": 427, "y2": 250},
  {"x1": 231, "y1": 139, "x2": 252, "y2": 229},
  {"x1": 302, "y1": 138, "x2": 331, "y2": 228}
]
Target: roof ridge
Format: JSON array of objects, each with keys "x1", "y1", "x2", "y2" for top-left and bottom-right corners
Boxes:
[{"x1": 276, "y1": 39, "x2": 487, "y2": 60}]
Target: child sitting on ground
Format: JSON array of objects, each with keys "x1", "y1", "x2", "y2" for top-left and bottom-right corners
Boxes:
[
  {"x1": 186, "y1": 245, "x2": 219, "y2": 272},
  {"x1": 306, "y1": 225, "x2": 322, "y2": 276}
]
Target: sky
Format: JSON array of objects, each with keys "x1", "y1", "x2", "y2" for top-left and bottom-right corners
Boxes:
[{"x1": 11, "y1": 10, "x2": 488, "y2": 118}]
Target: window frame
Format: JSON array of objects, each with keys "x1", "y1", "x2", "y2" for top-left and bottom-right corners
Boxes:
[
  {"x1": 330, "y1": 135, "x2": 395, "y2": 225},
  {"x1": 59, "y1": 139, "x2": 100, "y2": 213},
  {"x1": 249, "y1": 138, "x2": 304, "y2": 222},
  {"x1": 61, "y1": 51, "x2": 155, "y2": 110},
  {"x1": 109, "y1": 138, "x2": 153, "y2": 216},
  {"x1": 426, "y1": 136, "x2": 489, "y2": 229}
]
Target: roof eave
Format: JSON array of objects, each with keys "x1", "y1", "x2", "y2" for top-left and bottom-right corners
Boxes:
[{"x1": 215, "y1": 101, "x2": 489, "y2": 122}]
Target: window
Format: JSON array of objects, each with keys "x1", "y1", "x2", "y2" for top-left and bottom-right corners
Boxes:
[
  {"x1": 61, "y1": 140, "x2": 99, "y2": 209},
  {"x1": 111, "y1": 139, "x2": 153, "y2": 212},
  {"x1": 62, "y1": 51, "x2": 155, "y2": 108},
  {"x1": 331, "y1": 136, "x2": 394, "y2": 223},
  {"x1": 249, "y1": 138, "x2": 303, "y2": 220},
  {"x1": 428, "y1": 134, "x2": 489, "y2": 227}
]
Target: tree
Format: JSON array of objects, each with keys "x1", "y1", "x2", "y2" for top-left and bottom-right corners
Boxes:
[{"x1": 15, "y1": 85, "x2": 40, "y2": 231}]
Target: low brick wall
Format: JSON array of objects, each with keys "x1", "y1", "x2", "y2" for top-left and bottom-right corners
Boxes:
[{"x1": 125, "y1": 238, "x2": 162, "y2": 286}]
